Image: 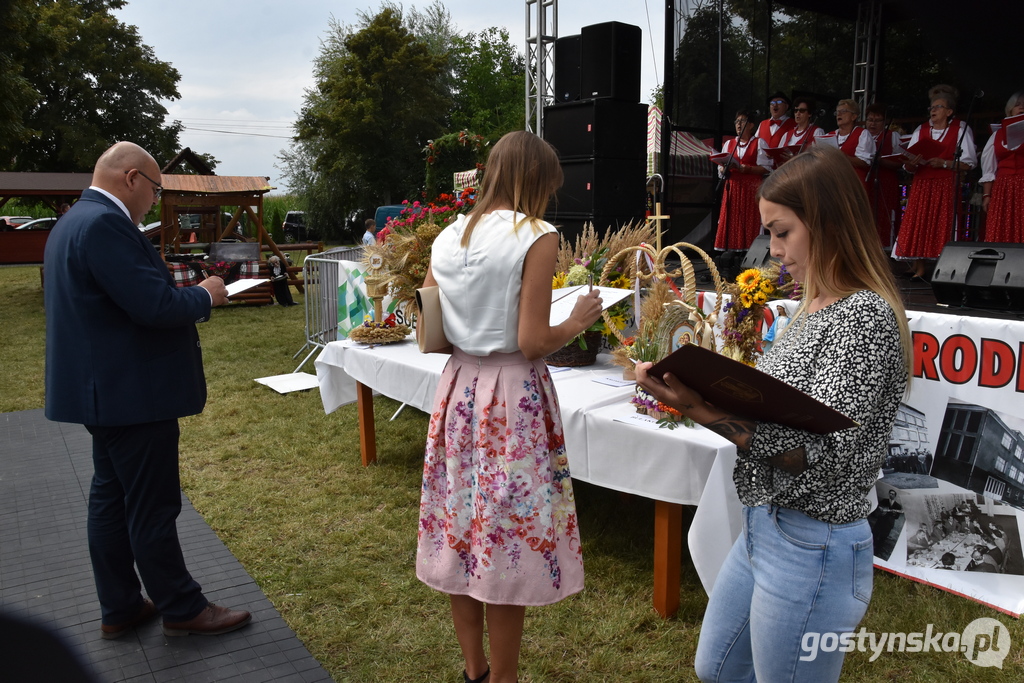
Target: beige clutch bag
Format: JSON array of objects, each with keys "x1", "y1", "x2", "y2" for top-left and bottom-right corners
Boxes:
[{"x1": 415, "y1": 286, "x2": 451, "y2": 353}]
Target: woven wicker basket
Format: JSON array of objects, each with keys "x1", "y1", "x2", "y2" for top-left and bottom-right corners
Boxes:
[{"x1": 545, "y1": 330, "x2": 603, "y2": 367}]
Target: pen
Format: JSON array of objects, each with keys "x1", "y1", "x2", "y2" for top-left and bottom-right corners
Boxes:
[{"x1": 588, "y1": 273, "x2": 593, "y2": 293}]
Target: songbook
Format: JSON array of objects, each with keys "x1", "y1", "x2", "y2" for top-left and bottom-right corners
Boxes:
[
  {"x1": 709, "y1": 152, "x2": 740, "y2": 168},
  {"x1": 903, "y1": 135, "x2": 946, "y2": 162},
  {"x1": 647, "y1": 343, "x2": 858, "y2": 434},
  {"x1": 549, "y1": 286, "x2": 633, "y2": 327},
  {"x1": 225, "y1": 278, "x2": 268, "y2": 297},
  {"x1": 816, "y1": 134, "x2": 839, "y2": 149},
  {"x1": 763, "y1": 144, "x2": 803, "y2": 164},
  {"x1": 1002, "y1": 113, "x2": 1024, "y2": 150}
]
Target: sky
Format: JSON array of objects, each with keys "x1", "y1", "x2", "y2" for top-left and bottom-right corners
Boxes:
[{"x1": 112, "y1": 1, "x2": 666, "y2": 195}]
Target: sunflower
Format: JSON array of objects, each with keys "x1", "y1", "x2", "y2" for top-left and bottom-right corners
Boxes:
[
  {"x1": 736, "y1": 268, "x2": 761, "y2": 292},
  {"x1": 610, "y1": 273, "x2": 632, "y2": 290},
  {"x1": 739, "y1": 292, "x2": 754, "y2": 308},
  {"x1": 552, "y1": 272, "x2": 568, "y2": 289},
  {"x1": 752, "y1": 290, "x2": 768, "y2": 306}
]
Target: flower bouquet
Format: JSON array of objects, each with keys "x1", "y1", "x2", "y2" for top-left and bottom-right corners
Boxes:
[
  {"x1": 369, "y1": 190, "x2": 476, "y2": 319},
  {"x1": 721, "y1": 263, "x2": 796, "y2": 366}
]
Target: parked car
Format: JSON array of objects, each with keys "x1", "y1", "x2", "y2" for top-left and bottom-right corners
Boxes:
[
  {"x1": 1, "y1": 216, "x2": 33, "y2": 229},
  {"x1": 282, "y1": 210, "x2": 313, "y2": 243},
  {"x1": 14, "y1": 217, "x2": 58, "y2": 231}
]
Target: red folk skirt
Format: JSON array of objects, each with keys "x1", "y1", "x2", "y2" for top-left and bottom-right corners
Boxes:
[
  {"x1": 986, "y1": 174, "x2": 1024, "y2": 243},
  {"x1": 869, "y1": 170, "x2": 901, "y2": 247},
  {"x1": 892, "y1": 176, "x2": 955, "y2": 260},
  {"x1": 715, "y1": 172, "x2": 763, "y2": 251}
]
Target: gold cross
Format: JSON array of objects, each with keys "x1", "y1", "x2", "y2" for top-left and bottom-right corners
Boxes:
[{"x1": 645, "y1": 202, "x2": 670, "y2": 252}]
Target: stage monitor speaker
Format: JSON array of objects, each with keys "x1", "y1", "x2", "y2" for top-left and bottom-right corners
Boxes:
[
  {"x1": 580, "y1": 22, "x2": 641, "y2": 102},
  {"x1": 740, "y1": 234, "x2": 777, "y2": 271},
  {"x1": 931, "y1": 242, "x2": 1024, "y2": 310},
  {"x1": 543, "y1": 100, "x2": 647, "y2": 160},
  {"x1": 543, "y1": 213, "x2": 631, "y2": 244},
  {"x1": 554, "y1": 35, "x2": 581, "y2": 103},
  {"x1": 553, "y1": 157, "x2": 647, "y2": 217}
]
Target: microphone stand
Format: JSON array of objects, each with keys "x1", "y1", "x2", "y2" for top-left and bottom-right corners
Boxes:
[
  {"x1": 951, "y1": 92, "x2": 981, "y2": 242},
  {"x1": 714, "y1": 133, "x2": 742, "y2": 195}
]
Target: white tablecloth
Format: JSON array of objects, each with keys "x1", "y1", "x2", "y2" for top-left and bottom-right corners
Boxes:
[{"x1": 314, "y1": 337, "x2": 737, "y2": 592}]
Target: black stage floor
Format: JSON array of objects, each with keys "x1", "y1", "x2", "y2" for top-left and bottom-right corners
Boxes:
[{"x1": 0, "y1": 410, "x2": 334, "y2": 683}]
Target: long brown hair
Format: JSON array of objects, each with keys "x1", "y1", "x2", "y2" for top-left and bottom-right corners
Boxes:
[
  {"x1": 757, "y1": 145, "x2": 912, "y2": 378},
  {"x1": 461, "y1": 131, "x2": 563, "y2": 247}
]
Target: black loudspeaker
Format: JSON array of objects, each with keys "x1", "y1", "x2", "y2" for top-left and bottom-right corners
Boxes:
[
  {"x1": 543, "y1": 100, "x2": 647, "y2": 160},
  {"x1": 740, "y1": 234, "x2": 777, "y2": 270},
  {"x1": 580, "y1": 22, "x2": 641, "y2": 102},
  {"x1": 554, "y1": 35, "x2": 581, "y2": 103},
  {"x1": 931, "y1": 242, "x2": 1024, "y2": 310},
  {"x1": 553, "y1": 157, "x2": 647, "y2": 217}
]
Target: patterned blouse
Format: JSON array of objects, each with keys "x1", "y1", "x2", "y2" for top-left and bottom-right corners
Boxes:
[{"x1": 737, "y1": 290, "x2": 907, "y2": 524}]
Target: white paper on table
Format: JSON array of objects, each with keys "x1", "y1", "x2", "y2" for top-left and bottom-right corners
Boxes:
[
  {"x1": 592, "y1": 376, "x2": 634, "y2": 387},
  {"x1": 549, "y1": 286, "x2": 633, "y2": 326},
  {"x1": 255, "y1": 372, "x2": 320, "y2": 393},
  {"x1": 613, "y1": 412, "x2": 664, "y2": 429},
  {"x1": 546, "y1": 364, "x2": 573, "y2": 374},
  {"x1": 225, "y1": 278, "x2": 268, "y2": 296}
]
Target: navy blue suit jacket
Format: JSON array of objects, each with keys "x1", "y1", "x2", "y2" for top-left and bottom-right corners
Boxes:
[{"x1": 44, "y1": 189, "x2": 212, "y2": 426}]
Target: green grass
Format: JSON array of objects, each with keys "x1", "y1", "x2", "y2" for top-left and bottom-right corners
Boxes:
[{"x1": 1, "y1": 264, "x2": 1021, "y2": 681}]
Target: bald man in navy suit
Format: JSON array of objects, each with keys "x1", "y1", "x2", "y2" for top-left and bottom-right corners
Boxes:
[{"x1": 44, "y1": 142, "x2": 251, "y2": 639}]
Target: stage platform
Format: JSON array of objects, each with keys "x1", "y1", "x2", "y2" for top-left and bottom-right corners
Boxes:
[{"x1": 0, "y1": 410, "x2": 334, "y2": 683}]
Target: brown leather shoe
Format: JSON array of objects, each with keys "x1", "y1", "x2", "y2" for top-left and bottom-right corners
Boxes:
[
  {"x1": 162, "y1": 603, "x2": 251, "y2": 637},
  {"x1": 100, "y1": 598, "x2": 158, "y2": 640}
]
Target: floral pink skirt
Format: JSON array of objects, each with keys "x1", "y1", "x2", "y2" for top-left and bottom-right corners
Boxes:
[{"x1": 416, "y1": 348, "x2": 584, "y2": 606}]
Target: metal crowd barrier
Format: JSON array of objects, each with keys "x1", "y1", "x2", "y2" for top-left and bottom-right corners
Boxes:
[{"x1": 293, "y1": 246, "x2": 364, "y2": 371}]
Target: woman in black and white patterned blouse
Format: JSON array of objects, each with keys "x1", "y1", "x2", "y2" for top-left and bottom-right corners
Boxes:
[{"x1": 637, "y1": 145, "x2": 911, "y2": 683}]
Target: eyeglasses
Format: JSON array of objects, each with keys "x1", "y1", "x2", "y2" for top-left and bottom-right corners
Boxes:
[
  {"x1": 734, "y1": 119, "x2": 749, "y2": 125},
  {"x1": 834, "y1": 109, "x2": 854, "y2": 116},
  {"x1": 769, "y1": 99, "x2": 787, "y2": 106},
  {"x1": 927, "y1": 105, "x2": 950, "y2": 112},
  {"x1": 793, "y1": 108, "x2": 810, "y2": 113},
  {"x1": 865, "y1": 117, "x2": 885, "y2": 124},
  {"x1": 125, "y1": 169, "x2": 163, "y2": 199}
]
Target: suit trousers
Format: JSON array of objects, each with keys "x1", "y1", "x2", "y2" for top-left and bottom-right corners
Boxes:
[{"x1": 85, "y1": 419, "x2": 207, "y2": 624}]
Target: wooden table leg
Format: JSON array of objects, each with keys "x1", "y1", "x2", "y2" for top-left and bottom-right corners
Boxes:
[
  {"x1": 653, "y1": 500, "x2": 683, "y2": 618},
  {"x1": 356, "y1": 381, "x2": 377, "y2": 466}
]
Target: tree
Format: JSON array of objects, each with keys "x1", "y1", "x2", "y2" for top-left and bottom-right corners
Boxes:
[
  {"x1": 290, "y1": 7, "x2": 450, "y2": 237},
  {"x1": 0, "y1": 0, "x2": 37, "y2": 165},
  {"x1": 8, "y1": 0, "x2": 183, "y2": 172},
  {"x1": 448, "y1": 27, "x2": 525, "y2": 139}
]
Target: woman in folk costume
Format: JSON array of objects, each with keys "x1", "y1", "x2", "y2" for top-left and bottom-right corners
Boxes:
[
  {"x1": 980, "y1": 90, "x2": 1024, "y2": 243},
  {"x1": 894, "y1": 85, "x2": 977, "y2": 278},
  {"x1": 832, "y1": 99, "x2": 876, "y2": 187},
  {"x1": 417, "y1": 130, "x2": 603, "y2": 683},
  {"x1": 781, "y1": 97, "x2": 826, "y2": 155},
  {"x1": 864, "y1": 102, "x2": 905, "y2": 248},
  {"x1": 715, "y1": 109, "x2": 770, "y2": 251},
  {"x1": 757, "y1": 91, "x2": 797, "y2": 167}
]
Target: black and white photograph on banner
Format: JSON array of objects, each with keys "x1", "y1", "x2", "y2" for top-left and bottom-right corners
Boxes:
[
  {"x1": 929, "y1": 400, "x2": 1024, "y2": 511},
  {"x1": 901, "y1": 492, "x2": 1024, "y2": 576},
  {"x1": 867, "y1": 483, "x2": 907, "y2": 561}
]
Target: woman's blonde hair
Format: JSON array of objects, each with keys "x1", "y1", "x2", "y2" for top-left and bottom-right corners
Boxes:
[
  {"x1": 837, "y1": 98, "x2": 860, "y2": 118},
  {"x1": 757, "y1": 145, "x2": 912, "y2": 380},
  {"x1": 461, "y1": 131, "x2": 563, "y2": 247}
]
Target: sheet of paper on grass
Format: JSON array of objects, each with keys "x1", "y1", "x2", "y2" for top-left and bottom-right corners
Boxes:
[
  {"x1": 226, "y1": 278, "x2": 268, "y2": 296},
  {"x1": 549, "y1": 286, "x2": 632, "y2": 326},
  {"x1": 255, "y1": 372, "x2": 320, "y2": 394}
]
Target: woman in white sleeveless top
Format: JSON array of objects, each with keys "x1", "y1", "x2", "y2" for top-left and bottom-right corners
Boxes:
[{"x1": 417, "y1": 131, "x2": 603, "y2": 683}]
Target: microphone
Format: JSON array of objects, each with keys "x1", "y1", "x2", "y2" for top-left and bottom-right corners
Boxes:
[{"x1": 974, "y1": 89, "x2": 985, "y2": 99}]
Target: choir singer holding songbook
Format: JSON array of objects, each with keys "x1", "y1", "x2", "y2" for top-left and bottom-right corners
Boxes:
[{"x1": 636, "y1": 145, "x2": 911, "y2": 683}]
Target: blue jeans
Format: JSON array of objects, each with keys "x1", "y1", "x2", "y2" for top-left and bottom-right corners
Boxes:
[{"x1": 694, "y1": 505, "x2": 874, "y2": 683}]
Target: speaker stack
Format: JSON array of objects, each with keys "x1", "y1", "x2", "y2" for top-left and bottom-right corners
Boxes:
[
  {"x1": 931, "y1": 242, "x2": 1024, "y2": 310},
  {"x1": 544, "y1": 22, "x2": 646, "y2": 241}
]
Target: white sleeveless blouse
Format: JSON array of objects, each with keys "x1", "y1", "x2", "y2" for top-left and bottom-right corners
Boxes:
[{"x1": 430, "y1": 210, "x2": 556, "y2": 356}]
